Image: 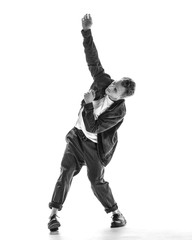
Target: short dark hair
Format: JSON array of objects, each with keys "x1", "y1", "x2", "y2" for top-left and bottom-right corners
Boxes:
[{"x1": 121, "y1": 77, "x2": 136, "y2": 98}]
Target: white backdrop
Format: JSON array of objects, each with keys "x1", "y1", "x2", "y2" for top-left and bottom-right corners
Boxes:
[{"x1": 1, "y1": 0, "x2": 192, "y2": 239}]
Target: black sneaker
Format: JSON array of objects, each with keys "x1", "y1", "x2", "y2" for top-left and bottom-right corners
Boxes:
[
  {"x1": 48, "y1": 214, "x2": 61, "y2": 232},
  {"x1": 111, "y1": 212, "x2": 127, "y2": 228}
]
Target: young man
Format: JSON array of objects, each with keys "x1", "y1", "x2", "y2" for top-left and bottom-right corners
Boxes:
[{"x1": 48, "y1": 14, "x2": 135, "y2": 232}]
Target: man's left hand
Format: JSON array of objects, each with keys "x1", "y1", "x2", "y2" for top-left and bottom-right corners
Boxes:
[{"x1": 82, "y1": 14, "x2": 93, "y2": 31}]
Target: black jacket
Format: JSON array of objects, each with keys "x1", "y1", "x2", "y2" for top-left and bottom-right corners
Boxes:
[{"x1": 81, "y1": 29, "x2": 126, "y2": 166}]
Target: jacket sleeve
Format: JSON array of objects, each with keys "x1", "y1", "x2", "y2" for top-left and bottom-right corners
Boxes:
[
  {"x1": 81, "y1": 29, "x2": 111, "y2": 80},
  {"x1": 82, "y1": 102, "x2": 126, "y2": 134}
]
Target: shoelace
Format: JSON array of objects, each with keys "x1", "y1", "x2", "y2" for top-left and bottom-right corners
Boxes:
[{"x1": 112, "y1": 213, "x2": 121, "y2": 220}]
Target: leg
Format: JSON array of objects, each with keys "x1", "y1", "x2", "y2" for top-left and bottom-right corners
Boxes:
[
  {"x1": 48, "y1": 155, "x2": 78, "y2": 233},
  {"x1": 49, "y1": 141, "x2": 83, "y2": 211},
  {"x1": 84, "y1": 140, "x2": 127, "y2": 227},
  {"x1": 48, "y1": 128, "x2": 85, "y2": 231},
  {"x1": 84, "y1": 140, "x2": 118, "y2": 213}
]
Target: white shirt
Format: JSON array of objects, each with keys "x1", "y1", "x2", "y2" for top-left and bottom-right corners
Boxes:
[{"x1": 75, "y1": 95, "x2": 114, "y2": 143}]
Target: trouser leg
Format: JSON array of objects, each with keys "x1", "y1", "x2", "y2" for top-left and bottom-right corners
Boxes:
[
  {"x1": 84, "y1": 139, "x2": 118, "y2": 213},
  {"x1": 49, "y1": 129, "x2": 84, "y2": 211}
]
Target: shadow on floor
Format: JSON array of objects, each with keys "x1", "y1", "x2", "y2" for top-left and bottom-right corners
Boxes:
[{"x1": 48, "y1": 227, "x2": 192, "y2": 240}]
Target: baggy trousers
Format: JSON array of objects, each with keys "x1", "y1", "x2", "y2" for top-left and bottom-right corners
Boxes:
[{"x1": 49, "y1": 127, "x2": 118, "y2": 213}]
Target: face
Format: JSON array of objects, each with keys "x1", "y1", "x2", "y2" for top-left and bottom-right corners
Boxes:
[{"x1": 105, "y1": 80, "x2": 125, "y2": 101}]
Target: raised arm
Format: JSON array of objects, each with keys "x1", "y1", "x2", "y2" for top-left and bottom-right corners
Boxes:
[{"x1": 81, "y1": 14, "x2": 108, "y2": 79}]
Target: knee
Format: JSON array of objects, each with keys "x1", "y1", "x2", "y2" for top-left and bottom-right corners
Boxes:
[
  {"x1": 60, "y1": 165, "x2": 70, "y2": 174},
  {"x1": 58, "y1": 165, "x2": 75, "y2": 182},
  {"x1": 87, "y1": 168, "x2": 105, "y2": 185},
  {"x1": 89, "y1": 176, "x2": 105, "y2": 185}
]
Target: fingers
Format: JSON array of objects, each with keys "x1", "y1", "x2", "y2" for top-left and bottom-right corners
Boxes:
[
  {"x1": 82, "y1": 13, "x2": 92, "y2": 21},
  {"x1": 85, "y1": 14, "x2": 91, "y2": 19},
  {"x1": 84, "y1": 89, "x2": 95, "y2": 95},
  {"x1": 91, "y1": 89, "x2": 95, "y2": 97},
  {"x1": 90, "y1": 89, "x2": 95, "y2": 95},
  {"x1": 84, "y1": 90, "x2": 95, "y2": 99},
  {"x1": 84, "y1": 89, "x2": 95, "y2": 103}
]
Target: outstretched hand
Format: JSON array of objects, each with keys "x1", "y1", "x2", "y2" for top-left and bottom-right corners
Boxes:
[{"x1": 82, "y1": 14, "x2": 93, "y2": 31}]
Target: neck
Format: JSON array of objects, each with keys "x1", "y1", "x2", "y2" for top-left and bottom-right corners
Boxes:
[{"x1": 107, "y1": 95, "x2": 117, "y2": 102}]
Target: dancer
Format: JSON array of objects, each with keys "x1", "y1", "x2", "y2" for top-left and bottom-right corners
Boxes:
[{"x1": 48, "y1": 14, "x2": 135, "y2": 232}]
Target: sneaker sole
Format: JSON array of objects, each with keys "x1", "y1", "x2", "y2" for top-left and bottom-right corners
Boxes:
[
  {"x1": 111, "y1": 220, "x2": 127, "y2": 228},
  {"x1": 48, "y1": 222, "x2": 61, "y2": 231},
  {"x1": 50, "y1": 228, "x2": 58, "y2": 232}
]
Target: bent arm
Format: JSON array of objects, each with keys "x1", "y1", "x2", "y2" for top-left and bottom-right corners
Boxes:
[{"x1": 82, "y1": 102, "x2": 126, "y2": 134}]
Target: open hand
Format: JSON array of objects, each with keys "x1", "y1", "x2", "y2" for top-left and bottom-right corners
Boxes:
[
  {"x1": 82, "y1": 14, "x2": 93, "y2": 31},
  {"x1": 84, "y1": 89, "x2": 95, "y2": 104}
]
